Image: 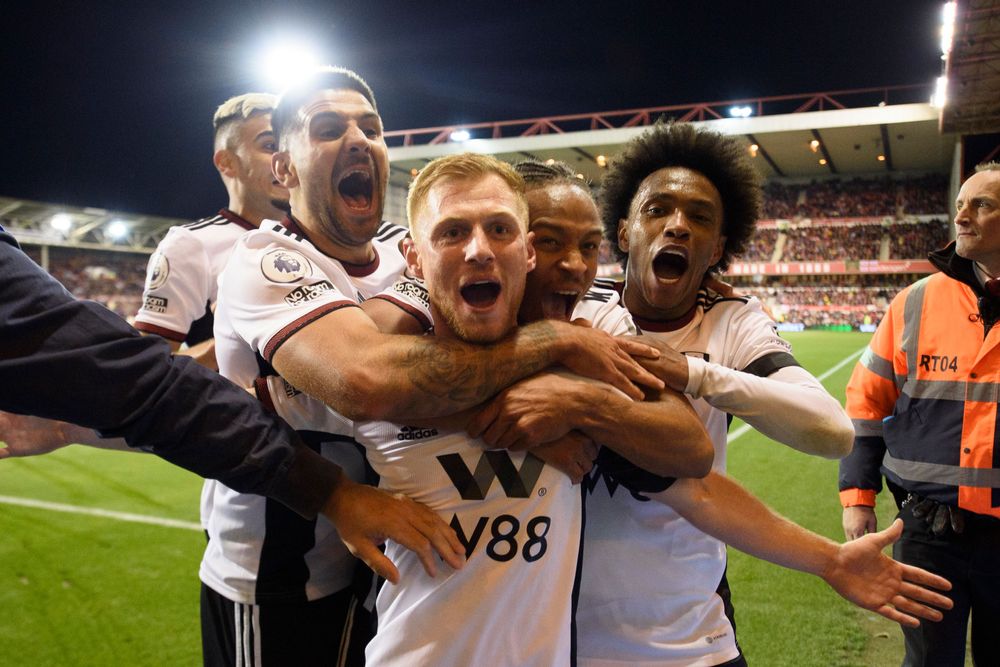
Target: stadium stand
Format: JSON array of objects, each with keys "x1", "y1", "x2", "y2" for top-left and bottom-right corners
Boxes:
[{"x1": 39, "y1": 246, "x2": 148, "y2": 320}]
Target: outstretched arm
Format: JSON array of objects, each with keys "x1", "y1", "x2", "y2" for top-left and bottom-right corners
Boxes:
[
  {"x1": 0, "y1": 412, "x2": 129, "y2": 458},
  {"x1": 654, "y1": 473, "x2": 952, "y2": 627},
  {"x1": 466, "y1": 371, "x2": 713, "y2": 479},
  {"x1": 635, "y1": 336, "x2": 853, "y2": 459}
]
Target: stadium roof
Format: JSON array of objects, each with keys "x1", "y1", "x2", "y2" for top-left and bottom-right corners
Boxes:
[
  {"x1": 386, "y1": 85, "x2": 957, "y2": 191},
  {"x1": 0, "y1": 196, "x2": 185, "y2": 253}
]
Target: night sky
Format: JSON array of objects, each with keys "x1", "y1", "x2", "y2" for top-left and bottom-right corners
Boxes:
[{"x1": 2, "y1": 1, "x2": 945, "y2": 221}]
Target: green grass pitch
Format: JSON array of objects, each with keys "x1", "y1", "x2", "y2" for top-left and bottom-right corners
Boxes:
[{"x1": 1, "y1": 331, "x2": 922, "y2": 666}]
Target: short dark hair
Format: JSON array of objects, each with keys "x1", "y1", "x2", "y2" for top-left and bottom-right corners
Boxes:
[
  {"x1": 271, "y1": 66, "x2": 378, "y2": 148},
  {"x1": 600, "y1": 121, "x2": 761, "y2": 272},
  {"x1": 514, "y1": 159, "x2": 592, "y2": 194}
]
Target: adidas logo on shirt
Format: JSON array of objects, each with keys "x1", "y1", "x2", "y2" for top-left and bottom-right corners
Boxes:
[{"x1": 397, "y1": 425, "x2": 439, "y2": 441}]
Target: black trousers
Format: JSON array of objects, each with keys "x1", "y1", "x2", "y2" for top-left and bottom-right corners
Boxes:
[
  {"x1": 895, "y1": 502, "x2": 1000, "y2": 667},
  {"x1": 200, "y1": 583, "x2": 372, "y2": 667}
]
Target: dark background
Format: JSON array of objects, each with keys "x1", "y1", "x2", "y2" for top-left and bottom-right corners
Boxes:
[{"x1": 1, "y1": 1, "x2": 945, "y2": 220}]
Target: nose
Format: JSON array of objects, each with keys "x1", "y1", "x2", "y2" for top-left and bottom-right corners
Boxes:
[
  {"x1": 344, "y1": 123, "x2": 371, "y2": 153},
  {"x1": 465, "y1": 226, "x2": 495, "y2": 264},
  {"x1": 559, "y1": 248, "x2": 588, "y2": 277},
  {"x1": 954, "y1": 201, "x2": 971, "y2": 227},
  {"x1": 663, "y1": 210, "x2": 691, "y2": 239}
]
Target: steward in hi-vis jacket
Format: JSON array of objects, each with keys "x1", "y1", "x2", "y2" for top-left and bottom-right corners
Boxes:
[{"x1": 839, "y1": 161, "x2": 1000, "y2": 667}]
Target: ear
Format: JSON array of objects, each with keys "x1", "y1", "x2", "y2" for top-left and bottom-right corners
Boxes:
[
  {"x1": 710, "y1": 234, "x2": 728, "y2": 266},
  {"x1": 213, "y1": 149, "x2": 237, "y2": 178},
  {"x1": 272, "y1": 151, "x2": 298, "y2": 189},
  {"x1": 616, "y1": 218, "x2": 630, "y2": 253},
  {"x1": 403, "y1": 237, "x2": 424, "y2": 279},
  {"x1": 524, "y1": 230, "x2": 537, "y2": 272}
]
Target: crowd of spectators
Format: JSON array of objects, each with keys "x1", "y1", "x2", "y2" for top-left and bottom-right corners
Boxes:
[
  {"x1": 741, "y1": 228, "x2": 778, "y2": 261},
  {"x1": 762, "y1": 174, "x2": 948, "y2": 219},
  {"x1": 38, "y1": 246, "x2": 148, "y2": 320},
  {"x1": 731, "y1": 274, "x2": 919, "y2": 330},
  {"x1": 888, "y1": 219, "x2": 951, "y2": 259},
  {"x1": 782, "y1": 224, "x2": 884, "y2": 261}
]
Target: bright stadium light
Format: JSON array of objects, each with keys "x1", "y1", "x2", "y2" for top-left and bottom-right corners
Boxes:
[
  {"x1": 50, "y1": 213, "x2": 72, "y2": 232},
  {"x1": 930, "y1": 75, "x2": 948, "y2": 108},
  {"x1": 940, "y1": 2, "x2": 957, "y2": 55},
  {"x1": 728, "y1": 106, "x2": 752, "y2": 118},
  {"x1": 260, "y1": 40, "x2": 322, "y2": 91},
  {"x1": 449, "y1": 129, "x2": 471, "y2": 142},
  {"x1": 107, "y1": 220, "x2": 128, "y2": 240}
]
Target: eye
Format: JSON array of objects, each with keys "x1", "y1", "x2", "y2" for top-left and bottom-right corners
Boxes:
[
  {"x1": 363, "y1": 127, "x2": 379, "y2": 139},
  {"x1": 262, "y1": 141, "x2": 277, "y2": 152},
  {"x1": 645, "y1": 205, "x2": 665, "y2": 216},
  {"x1": 581, "y1": 241, "x2": 599, "y2": 253},
  {"x1": 536, "y1": 236, "x2": 560, "y2": 249}
]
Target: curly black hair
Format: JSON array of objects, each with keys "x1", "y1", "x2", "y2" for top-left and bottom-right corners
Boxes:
[{"x1": 600, "y1": 121, "x2": 761, "y2": 272}]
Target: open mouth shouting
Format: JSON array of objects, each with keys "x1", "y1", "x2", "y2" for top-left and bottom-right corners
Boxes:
[
  {"x1": 337, "y1": 168, "x2": 374, "y2": 212},
  {"x1": 652, "y1": 247, "x2": 690, "y2": 281},
  {"x1": 460, "y1": 280, "x2": 502, "y2": 309},
  {"x1": 541, "y1": 289, "x2": 580, "y2": 321}
]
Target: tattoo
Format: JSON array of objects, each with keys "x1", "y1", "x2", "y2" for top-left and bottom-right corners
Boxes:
[{"x1": 397, "y1": 321, "x2": 560, "y2": 418}]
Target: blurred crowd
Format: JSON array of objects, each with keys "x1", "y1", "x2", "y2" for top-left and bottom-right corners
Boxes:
[{"x1": 28, "y1": 175, "x2": 951, "y2": 331}]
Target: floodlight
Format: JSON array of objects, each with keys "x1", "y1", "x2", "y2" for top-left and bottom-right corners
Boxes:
[
  {"x1": 930, "y1": 75, "x2": 948, "y2": 108},
  {"x1": 810, "y1": 139, "x2": 820, "y2": 152},
  {"x1": 596, "y1": 155, "x2": 607, "y2": 168},
  {"x1": 107, "y1": 220, "x2": 128, "y2": 240},
  {"x1": 261, "y1": 41, "x2": 322, "y2": 91},
  {"x1": 449, "y1": 129, "x2": 471, "y2": 142},
  {"x1": 940, "y1": 2, "x2": 957, "y2": 55},
  {"x1": 728, "y1": 106, "x2": 752, "y2": 118},
  {"x1": 50, "y1": 213, "x2": 72, "y2": 232}
]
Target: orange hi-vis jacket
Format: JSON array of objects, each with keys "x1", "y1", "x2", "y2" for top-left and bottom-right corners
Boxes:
[{"x1": 839, "y1": 244, "x2": 1000, "y2": 519}]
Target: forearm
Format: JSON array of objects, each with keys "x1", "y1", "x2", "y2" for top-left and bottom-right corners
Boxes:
[
  {"x1": 687, "y1": 362, "x2": 853, "y2": 458},
  {"x1": 576, "y1": 385, "x2": 712, "y2": 478},
  {"x1": 278, "y1": 318, "x2": 567, "y2": 422},
  {"x1": 657, "y1": 473, "x2": 839, "y2": 576}
]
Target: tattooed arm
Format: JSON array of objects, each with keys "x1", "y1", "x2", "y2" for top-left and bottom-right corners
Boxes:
[{"x1": 272, "y1": 305, "x2": 662, "y2": 422}]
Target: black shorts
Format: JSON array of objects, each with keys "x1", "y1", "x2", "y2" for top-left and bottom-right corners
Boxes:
[{"x1": 200, "y1": 583, "x2": 372, "y2": 667}]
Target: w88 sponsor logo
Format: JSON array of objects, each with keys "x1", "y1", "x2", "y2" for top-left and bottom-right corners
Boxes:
[{"x1": 450, "y1": 513, "x2": 551, "y2": 562}]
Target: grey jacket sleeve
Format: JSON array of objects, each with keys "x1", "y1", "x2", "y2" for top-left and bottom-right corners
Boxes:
[{"x1": 0, "y1": 228, "x2": 340, "y2": 519}]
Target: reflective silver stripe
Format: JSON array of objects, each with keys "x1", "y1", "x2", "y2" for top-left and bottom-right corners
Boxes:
[
  {"x1": 884, "y1": 452, "x2": 1000, "y2": 487},
  {"x1": 901, "y1": 279, "x2": 927, "y2": 383},
  {"x1": 860, "y1": 347, "x2": 894, "y2": 382},
  {"x1": 901, "y1": 378, "x2": 1000, "y2": 402},
  {"x1": 852, "y1": 418, "x2": 884, "y2": 437}
]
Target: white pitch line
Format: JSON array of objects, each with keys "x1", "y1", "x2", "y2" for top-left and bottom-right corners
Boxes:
[
  {"x1": 0, "y1": 494, "x2": 201, "y2": 531},
  {"x1": 727, "y1": 346, "x2": 866, "y2": 444}
]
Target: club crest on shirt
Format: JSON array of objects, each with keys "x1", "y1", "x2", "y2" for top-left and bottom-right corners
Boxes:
[
  {"x1": 261, "y1": 249, "x2": 312, "y2": 283},
  {"x1": 146, "y1": 251, "x2": 169, "y2": 290}
]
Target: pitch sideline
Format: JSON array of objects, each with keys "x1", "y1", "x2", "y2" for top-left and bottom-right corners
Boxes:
[{"x1": 0, "y1": 493, "x2": 202, "y2": 531}]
